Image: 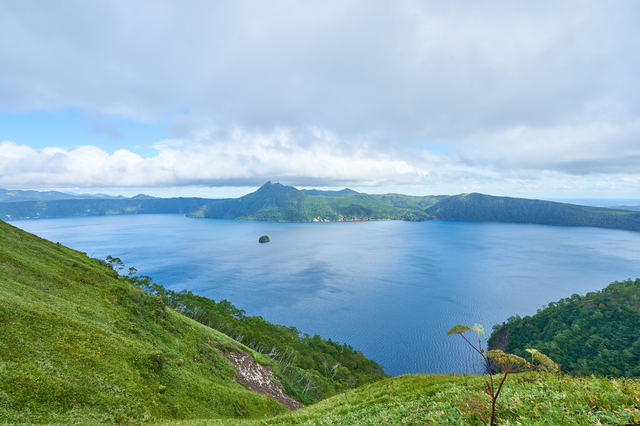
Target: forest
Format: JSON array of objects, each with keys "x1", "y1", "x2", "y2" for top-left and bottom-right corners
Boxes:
[{"x1": 488, "y1": 279, "x2": 640, "y2": 377}]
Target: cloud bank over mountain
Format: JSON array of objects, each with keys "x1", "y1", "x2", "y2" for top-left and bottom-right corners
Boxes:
[{"x1": 1, "y1": 1, "x2": 639, "y2": 196}]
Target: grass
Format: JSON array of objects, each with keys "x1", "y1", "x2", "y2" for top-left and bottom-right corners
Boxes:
[
  {"x1": 0, "y1": 219, "x2": 286, "y2": 423},
  {"x1": 169, "y1": 373, "x2": 640, "y2": 425}
]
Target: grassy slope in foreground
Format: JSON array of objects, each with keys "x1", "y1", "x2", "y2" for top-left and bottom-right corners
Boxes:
[
  {"x1": 171, "y1": 373, "x2": 640, "y2": 425},
  {"x1": 0, "y1": 219, "x2": 290, "y2": 423}
]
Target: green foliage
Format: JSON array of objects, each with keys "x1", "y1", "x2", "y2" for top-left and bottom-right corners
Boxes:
[
  {"x1": 447, "y1": 324, "x2": 471, "y2": 335},
  {"x1": 526, "y1": 348, "x2": 560, "y2": 373},
  {"x1": 487, "y1": 349, "x2": 531, "y2": 372},
  {"x1": 488, "y1": 279, "x2": 640, "y2": 378},
  {"x1": 129, "y1": 273, "x2": 388, "y2": 405},
  {"x1": 258, "y1": 235, "x2": 270, "y2": 243}
]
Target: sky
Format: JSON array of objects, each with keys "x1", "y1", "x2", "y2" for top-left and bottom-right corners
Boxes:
[{"x1": 1, "y1": 0, "x2": 639, "y2": 198}]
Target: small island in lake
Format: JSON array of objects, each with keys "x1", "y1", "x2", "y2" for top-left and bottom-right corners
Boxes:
[{"x1": 258, "y1": 235, "x2": 270, "y2": 243}]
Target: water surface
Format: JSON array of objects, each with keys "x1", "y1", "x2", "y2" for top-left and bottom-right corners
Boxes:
[{"x1": 12, "y1": 215, "x2": 640, "y2": 375}]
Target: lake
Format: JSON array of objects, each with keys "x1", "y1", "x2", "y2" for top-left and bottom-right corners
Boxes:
[{"x1": 11, "y1": 214, "x2": 640, "y2": 376}]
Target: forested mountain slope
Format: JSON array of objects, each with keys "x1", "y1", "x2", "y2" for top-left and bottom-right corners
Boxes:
[
  {"x1": 488, "y1": 279, "x2": 640, "y2": 377},
  {"x1": 189, "y1": 182, "x2": 429, "y2": 221},
  {"x1": 426, "y1": 193, "x2": 640, "y2": 231}
]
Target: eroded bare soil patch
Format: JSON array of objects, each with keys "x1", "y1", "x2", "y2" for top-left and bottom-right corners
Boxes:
[{"x1": 221, "y1": 348, "x2": 304, "y2": 410}]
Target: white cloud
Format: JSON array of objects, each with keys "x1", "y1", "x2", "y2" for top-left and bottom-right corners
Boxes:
[
  {"x1": 0, "y1": 130, "x2": 428, "y2": 188},
  {"x1": 1, "y1": 1, "x2": 638, "y2": 139},
  {"x1": 460, "y1": 120, "x2": 640, "y2": 174},
  {"x1": 1, "y1": 1, "x2": 639, "y2": 196},
  {"x1": 3, "y1": 128, "x2": 640, "y2": 198}
]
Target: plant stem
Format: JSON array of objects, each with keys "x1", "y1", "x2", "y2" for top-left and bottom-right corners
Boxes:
[{"x1": 460, "y1": 334, "x2": 495, "y2": 399}]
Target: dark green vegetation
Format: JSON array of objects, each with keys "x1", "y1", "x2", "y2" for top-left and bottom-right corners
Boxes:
[
  {"x1": 3, "y1": 182, "x2": 640, "y2": 232},
  {"x1": 489, "y1": 279, "x2": 640, "y2": 378},
  {"x1": 175, "y1": 374, "x2": 640, "y2": 425},
  {"x1": 0, "y1": 219, "x2": 384, "y2": 422},
  {"x1": 258, "y1": 235, "x2": 270, "y2": 243}
]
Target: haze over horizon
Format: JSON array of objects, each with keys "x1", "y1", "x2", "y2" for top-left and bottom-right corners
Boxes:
[{"x1": 1, "y1": 1, "x2": 639, "y2": 199}]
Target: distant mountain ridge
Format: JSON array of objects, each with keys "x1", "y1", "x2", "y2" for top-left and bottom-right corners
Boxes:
[
  {"x1": 424, "y1": 193, "x2": 640, "y2": 231},
  {"x1": 2, "y1": 182, "x2": 640, "y2": 232},
  {"x1": 0, "y1": 197, "x2": 210, "y2": 220},
  {"x1": 0, "y1": 188, "x2": 153, "y2": 202}
]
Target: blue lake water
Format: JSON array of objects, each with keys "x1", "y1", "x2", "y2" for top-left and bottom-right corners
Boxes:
[{"x1": 11, "y1": 215, "x2": 640, "y2": 376}]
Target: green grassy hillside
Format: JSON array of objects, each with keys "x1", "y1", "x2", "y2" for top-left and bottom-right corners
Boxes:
[
  {"x1": 0, "y1": 219, "x2": 296, "y2": 423},
  {"x1": 171, "y1": 373, "x2": 640, "y2": 425}
]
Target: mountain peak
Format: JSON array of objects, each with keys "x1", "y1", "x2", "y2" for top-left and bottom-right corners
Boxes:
[
  {"x1": 259, "y1": 181, "x2": 283, "y2": 189},
  {"x1": 256, "y1": 181, "x2": 293, "y2": 192},
  {"x1": 243, "y1": 182, "x2": 303, "y2": 201}
]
